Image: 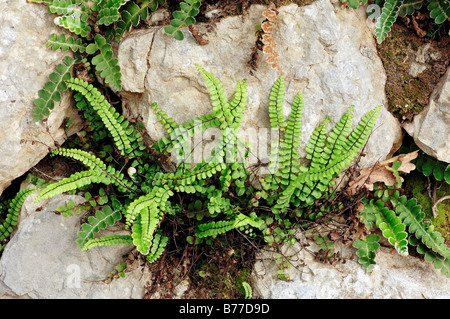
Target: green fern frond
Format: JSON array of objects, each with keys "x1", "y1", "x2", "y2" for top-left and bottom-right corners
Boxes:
[
  {"x1": 66, "y1": 78, "x2": 133, "y2": 156},
  {"x1": 35, "y1": 170, "x2": 112, "y2": 202},
  {"x1": 114, "y1": 0, "x2": 165, "y2": 41},
  {"x1": 95, "y1": 0, "x2": 130, "y2": 26},
  {"x1": 124, "y1": 186, "x2": 172, "y2": 228},
  {"x1": 0, "y1": 187, "x2": 35, "y2": 242},
  {"x1": 398, "y1": 0, "x2": 424, "y2": 16},
  {"x1": 151, "y1": 102, "x2": 180, "y2": 136},
  {"x1": 85, "y1": 34, "x2": 122, "y2": 91},
  {"x1": 195, "y1": 213, "x2": 263, "y2": 238},
  {"x1": 131, "y1": 205, "x2": 164, "y2": 255},
  {"x1": 50, "y1": 148, "x2": 137, "y2": 192},
  {"x1": 54, "y1": 10, "x2": 92, "y2": 38},
  {"x1": 242, "y1": 281, "x2": 252, "y2": 299},
  {"x1": 195, "y1": 64, "x2": 231, "y2": 130},
  {"x1": 409, "y1": 234, "x2": 450, "y2": 278},
  {"x1": 301, "y1": 105, "x2": 381, "y2": 184},
  {"x1": 375, "y1": 0, "x2": 404, "y2": 43},
  {"x1": 304, "y1": 117, "x2": 329, "y2": 170},
  {"x1": 428, "y1": 0, "x2": 450, "y2": 24},
  {"x1": 81, "y1": 234, "x2": 133, "y2": 251},
  {"x1": 76, "y1": 205, "x2": 123, "y2": 248},
  {"x1": 352, "y1": 234, "x2": 380, "y2": 273},
  {"x1": 396, "y1": 196, "x2": 450, "y2": 259},
  {"x1": 48, "y1": 0, "x2": 82, "y2": 15},
  {"x1": 164, "y1": 0, "x2": 201, "y2": 40},
  {"x1": 33, "y1": 55, "x2": 77, "y2": 122},
  {"x1": 271, "y1": 105, "x2": 381, "y2": 214},
  {"x1": 228, "y1": 79, "x2": 248, "y2": 129},
  {"x1": 371, "y1": 199, "x2": 409, "y2": 256},
  {"x1": 268, "y1": 75, "x2": 287, "y2": 132},
  {"x1": 46, "y1": 33, "x2": 87, "y2": 53},
  {"x1": 275, "y1": 91, "x2": 304, "y2": 186},
  {"x1": 146, "y1": 231, "x2": 168, "y2": 263}
]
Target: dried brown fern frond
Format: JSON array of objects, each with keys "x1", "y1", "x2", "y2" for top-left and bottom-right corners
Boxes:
[{"x1": 247, "y1": 2, "x2": 282, "y2": 75}]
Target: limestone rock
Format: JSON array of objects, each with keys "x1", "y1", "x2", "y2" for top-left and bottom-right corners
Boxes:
[
  {"x1": 117, "y1": 0, "x2": 402, "y2": 170},
  {"x1": 0, "y1": 0, "x2": 81, "y2": 196},
  {"x1": 252, "y1": 234, "x2": 450, "y2": 299},
  {"x1": 403, "y1": 66, "x2": 450, "y2": 163},
  {"x1": 0, "y1": 193, "x2": 149, "y2": 299}
]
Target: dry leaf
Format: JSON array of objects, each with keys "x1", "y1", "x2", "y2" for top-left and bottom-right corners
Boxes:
[{"x1": 347, "y1": 150, "x2": 419, "y2": 195}]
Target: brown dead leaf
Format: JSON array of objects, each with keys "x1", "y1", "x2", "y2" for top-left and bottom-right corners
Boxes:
[{"x1": 347, "y1": 150, "x2": 419, "y2": 195}]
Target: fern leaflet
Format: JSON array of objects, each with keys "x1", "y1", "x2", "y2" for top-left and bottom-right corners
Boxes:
[{"x1": 0, "y1": 187, "x2": 35, "y2": 242}]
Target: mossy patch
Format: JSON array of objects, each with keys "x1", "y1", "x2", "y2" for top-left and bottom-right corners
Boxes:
[{"x1": 376, "y1": 22, "x2": 450, "y2": 123}]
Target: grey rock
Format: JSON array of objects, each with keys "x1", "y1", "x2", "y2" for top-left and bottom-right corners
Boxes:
[
  {"x1": 0, "y1": 193, "x2": 149, "y2": 299},
  {"x1": 404, "y1": 66, "x2": 450, "y2": 163},
  {"x1": 252, "y1": 233, "x2": 450, "y2": 299},
  {"x1": 118, "y1": 0, "x2": 402, "y2": 171},
  {"x1": 0, "y1": 0, "x2": 82, "y2": 195}
]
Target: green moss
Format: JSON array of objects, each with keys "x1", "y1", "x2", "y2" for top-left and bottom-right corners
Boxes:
[
  {"x1": 376, "y1": 24, "x2": 432, "y2": 120},
  {"x1": 192, "y1": 261, "x2": 253, "y2": 299}
]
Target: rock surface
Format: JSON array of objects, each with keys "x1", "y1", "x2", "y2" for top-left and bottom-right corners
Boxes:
[
  {"x1": 252, "y1": 233, "x2": 450, "y2": 299},
  {"x1": 0, "y1": 192, "x2": 149, "y2": 299},
  {"x1": 0, "y1": 0, "x2": 81, "y2": 196},
  {"x1": 117, "y1": 0, "x2": 402, "y2": 170},
  {"x1": 403, "y1": 66, "x2": 450, "y2": 163}
]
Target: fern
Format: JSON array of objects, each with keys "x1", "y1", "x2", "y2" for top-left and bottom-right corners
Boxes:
[
  {"x1": 0, "y1": 187, "x2": 35, "y2": 242},
  {"x1": 146, "y1": 231, "x2": 168, "y2": 263},
  {"x1": 195, "y1": 64, "x2": 232, "y2": 130},
  {"x1": 65, "y1": 78, "x2": 132, "y2": 156},
  {"x1": 48, "y1": 0, "x2": 82, "y2": 15},
  {"x1": 241, "y1": 281, "x2": 252, "y2": 299},
  {"x1": 114, "y1": 0, "x2": 166, "y2": 41},
  {"x1": 50, "y1": 148, "x2": 137, "y2": 192},
  {"x1": 398, "y1": 0, "x2": 424, "y2": 16},
  {"x1": 375, "y1": 0, "x2": 403, "y2": 43},
  {"x1": 366, "y1": 199, "x2": 409, "y2": 256},
  {"x1": 410, "y1": 235, "x2": 450, "y2": 277},
  {"x1": 85, "y1": 34, "x2": 122, "y2": 91},
  {"x1": 164, "y1": 0, "x2": 201, "y2": 41},
  {"x1": 265, "y1": 75, "x2": 381, "y2": 214},
  {"x1": 35, "y1": 170, "x2": 112, "y2": 202},
  {"x1": 33, "y1": 55, "x2": 78, "y2": 122},
  {"x1": 372, "y1": 0, "x2": 449, "y2": 43},
  {"x1": 55, "y1": 10, "x2": 92, "y2": 38},
  {"x1": 76, "y1": 205, "x2": 123, "y2": 248},
  {"x1": 46, "y1": 33, "x2": 87, "y2": 53},
  {"x1": 195, "y1": 213, "x2": 263, "y2": 238},
  {"x1": 274, "y1": 91, "x2": 304, "y2": 187},
  {"x1": 95, "y1": 0, "x2": 130, "y2": 26},
  {"x1": 428, "y1": 0, "x2": 450, "y2": 24},
  {"x1": 357, "y1": 158, "x2": 450, "y2": 277},
  {"x1": 352, "y1": 234, "x2": 380, "y2": 274},
  {"x1": 131, "y1": 205, "x2": 164, "y2": 255},
  {"x1": 81, "y1": 234, "x2": 133, "y2": 250},
  {"x1": 395, "y1": 196, "x2": 450, "y2": 259}
]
